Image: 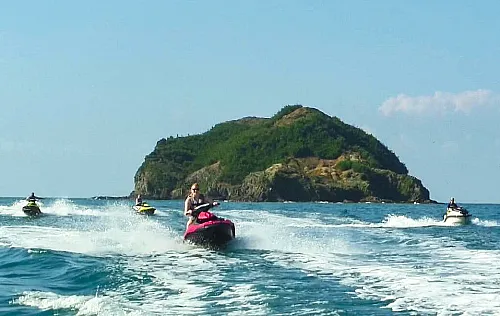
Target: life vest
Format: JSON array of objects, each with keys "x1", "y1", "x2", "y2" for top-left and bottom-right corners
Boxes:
[{"x1": 189, "y1": 194, "x2": 206, "y2": 209}]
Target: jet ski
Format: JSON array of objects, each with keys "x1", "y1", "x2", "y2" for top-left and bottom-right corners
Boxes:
[
  {"x1": 184, "y1": 203, "x2": 235, "y2": 248},
  {"x1": 443, "y1": 206, "x2": 472, "y2": 225},
  {"x1": 133, "y1": 203, "x2": 156, "y2": 215},
  {"x1": 22, "y1": 201, "x2": 42, "y2": 216}
]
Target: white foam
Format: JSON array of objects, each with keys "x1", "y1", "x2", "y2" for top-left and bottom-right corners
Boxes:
[
  {"x1": 229, "y1": 210, "x2": 355, "y2": 256},
  {"x1": 112, "y1": 253, "x2": 217, "y2": 315},
  {"x1": 331, "y1": 214, "x2": 481, "y2": 229},
  {"x1": 215, "y1": 284, "x2": 272, "y2": 315},
  {"x1": 0, "y1": 214, "x2": 184, "y2": 256},
  {"x1": 22, "y1": 251, "x2": 267, "y2": 315},
  {"x1": 40, "y1": 199, "x2": 101, "y2": 217},
  {"x1": 379, "y1": 214, "x2": 497, "y2": 228},
  {"x1": 0, "y1": 199, "x2": 101, "y2": 217},
  {"x1": 15, "y1": 291, "x2": 149, "y2": 315},
  {"x1": 15, "y1": 291, "x2": 92, "y2": 311},
  {"x1": 472, "y1": 217, "x2": 499, "y2": 227},
  {"x1": 0, "y1": 200, "x2": 40, "y2": 217}
]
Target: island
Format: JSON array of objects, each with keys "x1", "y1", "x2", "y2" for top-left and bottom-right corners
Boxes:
[{"x1": 132, "y1": 105, "x2": 433, "y2": 203}]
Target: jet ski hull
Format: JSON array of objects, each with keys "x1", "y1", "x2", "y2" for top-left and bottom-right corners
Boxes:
[
  {"x1": 133, "y1": 204, "x2": 156, "y2": 215},
  {"x1": 22, "y1": 204, "x2": 42, "y2": 216},
  {"x1": 184, "y1": 220, "x2": 235, "y2": 248},
  {"x1": 443, "y1": 207, "x2": 472, "y2": 225}
]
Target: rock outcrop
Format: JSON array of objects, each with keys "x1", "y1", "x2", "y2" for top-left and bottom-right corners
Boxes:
[{"x1": 164, "y1": 157, "x2": 430, "y2": 203}]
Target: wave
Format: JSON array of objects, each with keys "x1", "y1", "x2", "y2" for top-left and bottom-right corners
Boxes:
[
  {"x1": 0, "y1": 220, "x2": 184, "y2": 257},
  {"x1": 0, "y1": 199, "x2": 101, "y2": 217},
  {"x1": 14, "y1": 291, "x2": 149, "y2": 316},
  {"x1": 229, "y1": 210, "x2": 500, "y2": 315}
]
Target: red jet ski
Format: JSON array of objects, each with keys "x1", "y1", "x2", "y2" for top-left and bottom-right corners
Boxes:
[{"x1": 183, "y1": 203, "x2": 235, "y2": 248}]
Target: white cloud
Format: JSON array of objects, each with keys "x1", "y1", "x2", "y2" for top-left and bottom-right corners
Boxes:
[{"x1": 379, "y1": 89, "x2": 497, "y2": 116}]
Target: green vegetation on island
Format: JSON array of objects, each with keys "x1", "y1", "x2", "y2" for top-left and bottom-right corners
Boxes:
[{"x1": 133, "y1": 105, "x2": 431, "y2": 203}]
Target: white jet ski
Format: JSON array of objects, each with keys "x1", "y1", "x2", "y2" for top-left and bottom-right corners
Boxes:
[{"x1": 443, "y1": 206, "x2": 471, "y2": 225}]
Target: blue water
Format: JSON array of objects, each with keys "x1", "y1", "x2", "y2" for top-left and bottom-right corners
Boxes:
[{"x1": 1, "y1": 198, "x2": 499, "y2": 315}]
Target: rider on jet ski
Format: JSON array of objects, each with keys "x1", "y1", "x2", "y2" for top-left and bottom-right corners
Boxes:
[
  {"x1": 23, "y1": 192, "x2": 43, "y2": 216},
  {"x1": 135, "y1": 194, "x2": 144, "y2": 206},
  {"x1": 184, "y1": 183, "x2": 219, "y2": 228},
  {"x1": 26, "y1": 192, "x2": 42, "y2": 202},
  {"x1": 447, "y1": 197, "x2": 458, "y2": 209}
]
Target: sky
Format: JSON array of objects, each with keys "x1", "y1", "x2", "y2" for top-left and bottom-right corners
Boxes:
[{"x1": 1, "y1": 1, "x2": 499, "y2": 202}]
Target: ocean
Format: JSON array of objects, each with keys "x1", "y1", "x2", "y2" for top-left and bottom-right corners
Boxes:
[{"x1": 0, "y1": 197, "x2": 499, "y2": 315}]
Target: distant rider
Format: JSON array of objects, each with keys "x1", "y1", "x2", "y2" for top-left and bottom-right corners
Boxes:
[
  {"x1": 447, "y1": 197, "x2": 458, "y2": 209},
  {"x1": 135, "y1": 194, "x2": 143, "y2": 206},
  {"x1": 26, "y1": 192, "x2": 42, "y2": 202},
  {"x1": 184, "y1": 183, "x2": 219, "y2": 228}
]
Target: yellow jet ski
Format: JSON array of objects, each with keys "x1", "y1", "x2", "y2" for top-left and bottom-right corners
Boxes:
[
  {"x1": 133, "y1": 203, "x2": 156, "y2": 215},
  {"x1": 22, "y1": 201, "x2": 42, "y2": 216}
]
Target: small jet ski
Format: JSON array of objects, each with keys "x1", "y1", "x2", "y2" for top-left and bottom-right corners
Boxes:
[
  {"x1": 443, "y1": 206, "x2": 472, "y2": 225},
  {"x1": 22, "y1": 201, "x2": 42, "y2": 216},
  {"x1": 133, "y1": 203, "x2": 156, "y2": 215},
  {"x1": 184, "y1": 203, "x2": 235, "y2": 248}
]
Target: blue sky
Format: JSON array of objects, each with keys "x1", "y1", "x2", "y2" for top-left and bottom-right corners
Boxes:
[{"x1": 1, "y1": 1, "x2": 499, "y2": 202}]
